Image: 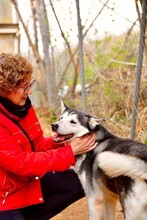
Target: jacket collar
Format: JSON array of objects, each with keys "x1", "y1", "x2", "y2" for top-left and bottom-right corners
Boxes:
[{"x1": 0, "y1": 97, "x2": 32, "y2": 120}]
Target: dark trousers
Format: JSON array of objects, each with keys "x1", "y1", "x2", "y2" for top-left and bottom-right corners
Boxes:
[{"x1": 0, "y1": 169, "x2": 85, "y2": 220}]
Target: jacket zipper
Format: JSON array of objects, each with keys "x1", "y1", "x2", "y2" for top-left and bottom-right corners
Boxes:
[
  {"x1": 1, "y1": 175, "x2": 15, "y2": 205},
  {"x1": 1, "y1": 174, "x2": 8, "y2": 204},
  {"x1": 2, "y1": 192, "x2": 9, "y2": 204}
]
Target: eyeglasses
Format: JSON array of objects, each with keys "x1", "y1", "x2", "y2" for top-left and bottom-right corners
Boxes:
[
  {"x1": 17, "y1": 78, "x2": 36, "y2": 95},
  {"x1": 23, "y1": 78, "x2": 36, "y2": 95}
]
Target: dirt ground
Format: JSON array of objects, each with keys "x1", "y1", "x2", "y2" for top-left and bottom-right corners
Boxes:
[{"x1": 51, "y1": 198, "x2": 123, "y2": 220}]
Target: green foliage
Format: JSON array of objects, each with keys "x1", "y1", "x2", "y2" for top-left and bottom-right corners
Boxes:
[
  {"x1": 101, "y1": 80, "x2": 124, "y2": 104},
  {"x1": 94, "y1": 32, "x2": 138, "y2": 70},
  {"x1": 85, "y1": 63, "x2": 94, "y2": 81},
  {"x1": 48, "y1": 107, "x2": 59, "y2": 123},
  {"x1": 101, "y1": 79, "x2": 125, "y2": 116},
  {"x1": 144, "y1": 138, "x2": 147, "y2": 145},
  {"x1": 56, "y1": 31, "x2": 138, "y2": 89}
]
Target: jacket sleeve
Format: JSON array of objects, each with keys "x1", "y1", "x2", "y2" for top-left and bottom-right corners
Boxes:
[
  {"x1": 0, "y1": 127, "x2": 75, "y2": 177},
  {"x1": 33, "y1": 134, "x2": 65, "y2": 152},
  {"x1": 23, "y1": 106, "x2": 65, "y2": 151}
]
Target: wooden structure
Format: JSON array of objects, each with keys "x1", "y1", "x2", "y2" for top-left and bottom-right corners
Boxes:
[
  {"x1": 0, "y1": 1, "x2": 20, "y2": 53},
  {"x1": 0, "y1": 23, "x2": 20, "y2": 53}
]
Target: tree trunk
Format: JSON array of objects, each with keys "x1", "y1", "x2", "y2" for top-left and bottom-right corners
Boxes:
[
  {"x1": 75, "y1": 0, "x2": 87, "y2": 112},
  {"x1": 130, "y1": 0, "x2": 147, "y2": 139},
  {"x1": 36, "y1": 0, "x2": 57, "y2": 108},
  {"x1": 30, "y1": 0, "x2": 39, "y2": 52},
  {"x1": 11, "y1": 0, "x2": 41, "y2": 63}
]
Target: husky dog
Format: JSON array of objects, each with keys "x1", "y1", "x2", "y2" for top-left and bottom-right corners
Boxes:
[{"x1": 51, "y1": 101, "x2": 147, "y2": 220}]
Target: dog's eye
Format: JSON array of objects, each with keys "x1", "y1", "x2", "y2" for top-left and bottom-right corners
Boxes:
[{"x1": 70, "y1": 120, "x2": 77, "y2": 124}]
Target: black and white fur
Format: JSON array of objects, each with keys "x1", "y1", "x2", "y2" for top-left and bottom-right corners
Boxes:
[{"x1": 51, "y1": 101, "x2": 147, "y2": 220}]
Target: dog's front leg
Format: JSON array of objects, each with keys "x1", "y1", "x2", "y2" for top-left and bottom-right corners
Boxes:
[
  {"x1": 104, "y1": 197, "x2": 117, "y2": 220},
  {"x1": 87, "y1": 196, "x2": 105, "y2": 220}
]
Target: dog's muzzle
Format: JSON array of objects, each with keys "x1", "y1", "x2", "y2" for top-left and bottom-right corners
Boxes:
[
  {"x1": 51, "y1": 123, "x2": 74, "y2": 143},
  {"x1": 51, "y1": 123, "x2": 58, "y2": 132}
]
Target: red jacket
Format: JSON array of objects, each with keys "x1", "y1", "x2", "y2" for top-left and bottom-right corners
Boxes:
[{"x1": 0, "y1": 104, "x2": 75, "y2": 210}]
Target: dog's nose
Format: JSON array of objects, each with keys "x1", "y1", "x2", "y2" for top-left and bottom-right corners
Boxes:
[{"x1": 51, "y1": 123, "x2": 58, "y2": 131}]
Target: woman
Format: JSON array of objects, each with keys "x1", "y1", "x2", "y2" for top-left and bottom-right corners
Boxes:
[{"x1": 0, "y1": 53, "x2": 96, "y2": 220}]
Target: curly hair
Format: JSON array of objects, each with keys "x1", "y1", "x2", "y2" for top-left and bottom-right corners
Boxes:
[{"x1": 0, "y1": 53, "x2": 33, "y2": 96}]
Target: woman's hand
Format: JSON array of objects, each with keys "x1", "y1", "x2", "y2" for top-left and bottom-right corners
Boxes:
[{"x1": 68, "y1": 133, "x2": 97, "y2": 155}]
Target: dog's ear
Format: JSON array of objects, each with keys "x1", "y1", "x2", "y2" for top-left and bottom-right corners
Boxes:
[
  {"x1": 61, "y1": 99, "x2": 68, "y2": 113},
  {"x1": 88, "y1": 116, "x2": 105, "y2": 130}
]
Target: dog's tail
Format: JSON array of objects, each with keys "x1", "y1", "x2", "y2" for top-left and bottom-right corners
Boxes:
[{"x1": 98, "y1": 151, "x2": 147, "y2": 180}]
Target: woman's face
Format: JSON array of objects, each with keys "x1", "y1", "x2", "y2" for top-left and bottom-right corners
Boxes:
[{"x1": 5, "y1": 78, "x2": 36, "y2": 106}]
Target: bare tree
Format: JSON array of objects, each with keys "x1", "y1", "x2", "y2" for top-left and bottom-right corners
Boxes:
[
  {"x1": 135, "y1": 0, "x2": 147, "y2": 62},
  {"x1": 11, "y1": 0, "x2": 41, "y2": 63},
  {"x1": 11, "y1": 0, "x2": 48, "y2": 106},
  {"x1": 35, "y1": 0, "x2": 57, "y2": 107},
  {"x1": 75, "y1": 0, "x2": 86, "y2": 112},
  {"x1": 49, "y1": 0, "x2": 79, "y2": 95},
  {"x1": 130, "y1": 0, "x2": 147, "y2": 139},
  {"x1": 30, "y1": 0, "x2": 39, "y2": 52},
  {"x1": 57, "y1": 0, "x2": 110, "y2": 89}
]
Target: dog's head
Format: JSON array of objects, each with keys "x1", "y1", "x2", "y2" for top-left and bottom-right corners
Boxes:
[{"x1": 51, "y1": 100, "x2": 104, "y2": 143}]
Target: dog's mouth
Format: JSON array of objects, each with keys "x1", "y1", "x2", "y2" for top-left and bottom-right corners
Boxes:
[{"x1": 53, "y1": 133, "x2": 74, "y2": 143}]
